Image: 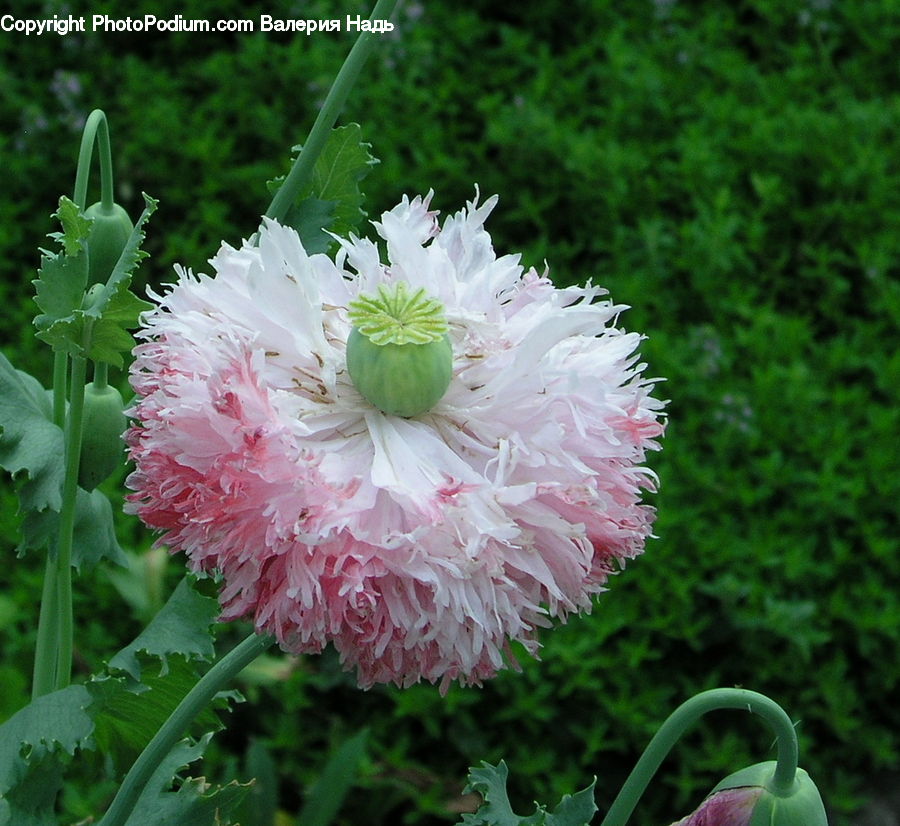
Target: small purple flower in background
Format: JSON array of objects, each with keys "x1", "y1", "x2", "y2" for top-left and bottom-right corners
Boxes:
[{"x1": 126, "y1": 191, "x2": 665, "y2": 690}]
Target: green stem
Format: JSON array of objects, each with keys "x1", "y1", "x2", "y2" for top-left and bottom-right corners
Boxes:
[
  {"x1": 265, "y1": 0, "x2": 401, "y2": 224},
  {"x1": 31, "y1": 351, "x2": 70, "y2": 698},
  {"x1": 52, "y1": 350, "x2": 68, "y2": 427},
  {"x1": 599, "y1": 688, "x2": 799, "y2": 826},
  {"x1": 33, "y1": 111, "x2": 115, "y2": 698},
  {"x1": 93, "y1": 360, "x2": 109, "y2": 391},
  {"x1": 98, "y1": 632, "x2": 275, "y2": 826},
  {"x1": 31, "y1": 558, "x2": 59, "y2": 698},
  {"x1": 73, "y1": 109, "x2": 114, "y2": 209},
  {"x1": 53, "y1": 355, "x2": 88, "y2": 690}
]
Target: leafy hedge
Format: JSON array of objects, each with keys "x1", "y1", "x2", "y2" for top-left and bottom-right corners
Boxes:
[{"x1": 1, "y1": 1, "x2": 898, "y2": 824}]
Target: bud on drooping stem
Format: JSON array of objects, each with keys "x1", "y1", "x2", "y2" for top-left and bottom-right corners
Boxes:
[
  {"x1": 346, "y1": 281, "x2": 453, "y2": 417},
  {"x1": 673, "y1": 761, "x2": 827, "y2": 826},
  {"x1": 688, "y1": 760, "x2": 828, "y2": 826},
  {"x1": 83, "y1": 201, "x2": 133, "y2": 286},
  {"x1": 601, "y1": 689, "x2": 828, "y2": 826}
]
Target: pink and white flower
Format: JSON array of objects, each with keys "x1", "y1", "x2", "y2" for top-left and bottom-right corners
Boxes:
[{"x1": 126, "y1": 191, "x2": 665, "y2": 689}]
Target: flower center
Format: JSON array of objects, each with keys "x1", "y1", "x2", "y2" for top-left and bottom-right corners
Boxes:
[
  {"x1": 345, "y1": 282, "x2": 453, "y2": 417},
  {"x1": 348, "y1": 281, "x2": 448, "y2": 345}
]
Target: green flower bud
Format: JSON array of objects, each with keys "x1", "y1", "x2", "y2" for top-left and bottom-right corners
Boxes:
[
  {"x1": 82, "y1": 282, "x2": 105, "y2": 310},
  {"x1": 78, "y1": 382, "x2": 127, "y2": 490},
  {"x1": 674, "y1": 761, "x2": 828, "y2": 826},
  {"x1": 346, "y1": 282, "x2": 453, "y2": 418},
  {"x1": 83, "y1": 201, "x2": 133, "y2": 286}
]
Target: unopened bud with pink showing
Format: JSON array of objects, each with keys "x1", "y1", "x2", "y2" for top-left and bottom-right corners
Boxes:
[{"x1": 670, "y1": 761, "x2": 827, "y2": 826}]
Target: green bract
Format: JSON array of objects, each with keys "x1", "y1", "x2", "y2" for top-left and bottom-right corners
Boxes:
[
  {"x1": 713, "y1": 761, "x2": 828, "y2": 826},
  {"x1": 78, "y1": 381, "x2": 127, "y2": 490},
  {"x1": 84, "y1": 201, "x2": 133, "y2": 286}
]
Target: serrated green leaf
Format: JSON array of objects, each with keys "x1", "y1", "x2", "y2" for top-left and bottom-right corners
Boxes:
[
  {"x1": 268, "y1": 124, "x2": 378, "y2": 248},
  {"x1": 0, "y1": 685, "x2": 94, "y2": 826},
  {"x1": 54, "y1": 195, "x2": 93, "y2": 256},
  {"x1": 32, "y1": 197, "x2": 92, "y2": 331},
  {"x1": 88, "y1": 661, "x2": 234, "y2": 775},
  {"x1": 35, "y1": 193, "x2": 157, "y2": 366},
  {"x1": 18, "y1": 486, "x2": 127, "y2": 570},
  {"x1": 123, "y1": 735, "x2": 250, "y2": 826},
  {"x1": 544, "y1": 783, "x2": 597, "y2": 826},
  {"x1": 461, "y1": 762, "x2": 596, "y2": 826},
  {"x1": 306, "y1": 124, "x2": 378, "y2": 236},
  {"x1": 108, "y1": 577, "x2": 219, "y2": 681},
  {"x1": 130, "y1": 775, "x2": 250, "y2": 826},
  {"x1": 32, "y1": 251, "x2": 88, "y2": 330},
  {"x1": 461, "y1": 762, "x2": 521, "y2": 826},
  {"x1": 0, "y1": 354, "x2": 64, "y2": 513},
  {"x1": 284, "y1": 197, "x2": 337, "y2": 255},
  {"x1": 84, "y1": 282, "x2": 154, "y2": 367},
  {"x1": 1, "y1": 755, "x2": 62, "y2": 826}
]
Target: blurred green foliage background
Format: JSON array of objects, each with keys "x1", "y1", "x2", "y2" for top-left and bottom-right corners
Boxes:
[{"x1": 1, "y1": 0, "x2": 898, "y2": 824}]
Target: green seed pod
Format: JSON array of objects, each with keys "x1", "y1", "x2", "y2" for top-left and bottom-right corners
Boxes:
[
  {"x1": 346, "y1": 282, "x2": 454, "y2": 418},
  {"x1": 347, "y1": 329, "x2": 453, "y2": 418},
  {"x1": 78, "y1": 382, "x2": 127, "y2": 490},
  {"x1": 83, "y1": 201, "x2": 133, "y2": 286}
]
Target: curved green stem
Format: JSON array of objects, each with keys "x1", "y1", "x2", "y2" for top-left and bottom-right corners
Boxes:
[
  {"x1": 600, "y1": 688, "x2": 799, "y2": 826},
  {"x1": 73, "y1": 109, "x2": 114, "y2": 209},
  {"x1": 98, "y1": 632, "x2": 275, "y2": 826},
  {"x1": 265, "y1": 0, "x2": 401, "y2": 224}
]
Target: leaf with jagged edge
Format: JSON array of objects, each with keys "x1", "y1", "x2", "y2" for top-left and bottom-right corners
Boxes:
[
  {"x1": 32, "y1": 196, "x2": 91, "y2": 330},
  {"x1": 267, "y1": 123, "x2": 379, "y2": 252},
  {"x1": 280, "y1": 197, "x2": 336, "y2": 255},
  {"x1": 53, "y1": 195, "x2": 93, "y2": 256},
  {"x1": 35, "y1": 193, "x2": 156, "y2": 367},
  {"x1": 86, "y1": 578, "x2": 234, "y2": 774},
  {"x1": 0, "y1": 353, "x2": 64, "y2": 513},
  {"x1": 122, "y1": 735, "x2": 250, "y2": 826},
  {"x1": 88, "y1": 662, "x2": 236, "y2": 776},
  {"x1": 460, "y1": 762, "x2": 597, "y2": 826},
  {"x1": 0, "y1": 685, "x2": 95, "y2": 826},
  {"x1": 109, "y1": 577, "x2": 219, "y2": 681},
  {"x1": 18, "y1": 486, "x2": 127, "y2": 570},
  {"x1": 0, "y1": 579, "x2": 235, "y2": 825}
]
